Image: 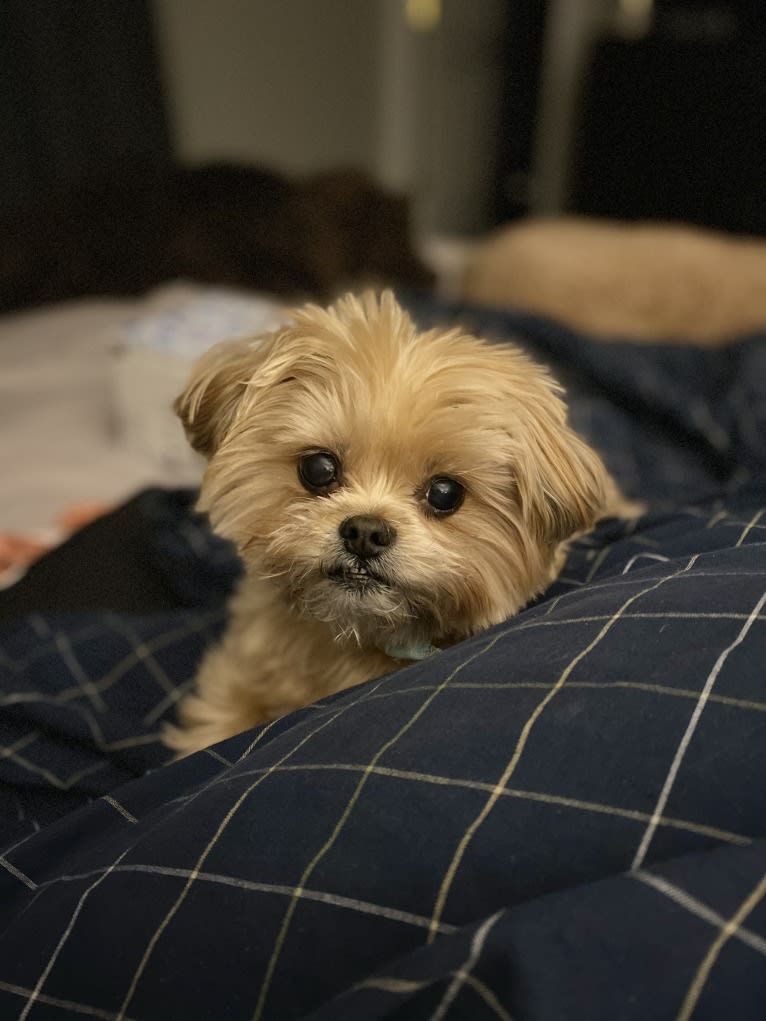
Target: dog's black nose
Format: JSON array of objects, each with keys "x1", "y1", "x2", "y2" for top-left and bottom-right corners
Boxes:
[{"x1": 339, "y1": 515, "x2": 397, "y2": 559}]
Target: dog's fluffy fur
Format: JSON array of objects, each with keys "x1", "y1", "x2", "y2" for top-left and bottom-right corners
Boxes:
[{"x1": 165, "y1": 291, "x2": 621, "y2": 755}]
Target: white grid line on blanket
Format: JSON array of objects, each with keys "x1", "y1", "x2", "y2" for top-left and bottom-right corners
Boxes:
[
  {"x1": 52, "y1": 630, "x2": 108, "y2": 712},
  {"x1": 357, "y1": 972, "x2": 514, "y2": 1021},
  {"x1": 201, "y1": 760, "x2": 750, "y2": 847},
  {"x1": 104, "y1": 618, "x2": 179, "y2": 697},
  {"x1": 571, "y1": 555, "x2": 763, "y2": 596},
  {"x1": 0, "y1": 732, "x2": 39, "y2": 759},
  {"x1": 635, "y1": 503, "x2": 743, "y2": 527},
  {"x1": 0, "y1": 826, "x2": 44, "y2": 863},
  {"x1": 0, "y1": 617, "x2": 220, "y2": 768},
  {"x1": 1, "y1": 579, "x2": 763, "y2": 709},
  {"x1": 113, "y1": 676, "x2": 391, "y2": 1021},
  {"x1": 0, "y1": 691, "x2": 162, "y2": 757},
  {"x1": 0, "y1": 854, "x2": 36, "y2": 890},
  {"x1": 177, "y1": 589, "x2": 766, "y2": 817},
  {"x1": 458, "y1": 973, "x2": 515, "y2": 1021},
  {"x1": 428, "y1": 555, "x2": 701, "y2": 942},
  {"x1": 203, "y1": 746, "x2": 234, "y2": 766},
  {"x1": 706, "y1": 509, "x2": 729, "y2": 529},
  {"x1": 721, "y1": 518, "x2": 766, "y2": 535},
  {"x1": 26, "y1": 617, "x2": 107, "y2": 712},
  {"x1": 168, "y1": 606, "x2": 766, "y2": 784},
  {"x1": 359, "y1": 978, "x2": 429, "y2": 994},
  {"x1": 4, "y1": 597, "x2": 761, "y2": 788},
  {"x1": 28, "y1": 862, "x2": 460, "y2": 936},
  {"x1": 0, "y1": 623, "x2": 105, "y2": 674},
  {"x1": 527, "y1": 556, "x2": 766, "y2": 592},
  {"x1": 620, "y1": 553, "x2": 671, "y2": 574},
  {"x1": 152, "y1": 719, "x2": 298, "y2": 820},
  {"x1": 142, "y1": 675, "x2": 197, "y2": 726},
  {"x1": 430, "y1": 911, "x2": 503, "y2": 1021},
  {"x1": 0, "y1": 693, "x2": 112, "y2": 749},
  {"x1": 735, "y1": 508, "x2": 765, "y2": 547},
  {"x1": 0, "y1": 535, "x2": 763, "y2": 1004},
  {"x1": 669, "y1": 569, "x2": 766, "y2": 578},
  {"x1": 0, "y1": 980, "x2": 137, "y2": 1021},
  {"x1": 19, "y1": 751, "x2": 744, "y2": 904},
  {"x1": 18, "y1": 848, "x2": 131, "y2": 1021},
  {"x1": 475, "y1": 609, "x2": 766, "y2": 634},
  {"x1": 583, "y1": 545, "x2": 614, "y2": 583},
  {"x1": 356, "y1": 679, "x2": 766, "y2": 715},
  {"x1": 251, "y1": 630, "x2": 509, "y2": 1021},
  {"x1": 0, "y1": 744, "x2": 108, "y2": 791},
  {"x1": 633, "y1": 870, "x2": 766, "y2": 957},
  {"x1": 100, "y1": 733, "x2": 162, "y2": 751},
  {"x1": 87, "y1": 616, "x2": 222, "y2": 704},
  {"x1": 101, "y1": 796, "x2": 138, "y2": 825},
  {"x1": 0, "y1": 613, "x2": 220, "y2": 700},
  {"x1": 237, "y1": 717, "x2": 284, "y2": 762},
  {"x1": 702, "y1": 509, "x2": 766, "y2": 536},
  {"x1": 0, "y1": 721, "x2": 159, "y2": 792},
  {"x1": 559, "y1": 568, "x2": 766, "y2": 590},
  {"x1": 676, "y1": 870, "x2": 766, "y2": 1021},
  {"x1": 631, "y1": 589, "x2": 766, "y2": 870},
  {"x1": 544, "y1": 594, "x2": 564, "y2": 615}
]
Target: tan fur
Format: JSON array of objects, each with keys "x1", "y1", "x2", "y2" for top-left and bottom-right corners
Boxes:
[
  {"x1": 165, "y1": 291, "x2": 624, "y2": 755},
  {"x1": 464, "y1": 217, "x2": 766, "y2": 343}
]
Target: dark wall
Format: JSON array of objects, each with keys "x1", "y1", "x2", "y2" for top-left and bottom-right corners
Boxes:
[
  {"x1": 492, "y1": 0, "x2": 547, "y2": 225},
  {"x1": 0, "y1": 0, "x2": 169, "y2": 215},
  {"x1": 571, "y1": 1, "x2": 766, "y2": 235},
  {"x1": 493, "y1": 0, "x2": 766, "y2": 235}
]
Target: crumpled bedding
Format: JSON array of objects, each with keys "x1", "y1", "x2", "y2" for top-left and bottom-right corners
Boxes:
[{"x1": 0, "y1": 298, "x2": 764, "y2": 1020}]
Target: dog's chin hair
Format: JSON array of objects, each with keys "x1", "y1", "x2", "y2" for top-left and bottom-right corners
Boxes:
[
  {"x1": 289, "y1": 575, "x2": 421, "y2": 649},
  {"x1": 259, "y1": 538, "x2": 535, "y2": 649},
  {"x1": 241, "y1": 553, "x2": 414, "y2": 648},
  {"x1": 256, "y1": 539, "x2": 448, "y2": 645}
]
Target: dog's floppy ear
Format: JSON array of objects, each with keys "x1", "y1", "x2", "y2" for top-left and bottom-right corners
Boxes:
[
  {"x1": 174, "y1": 337, "x2": 270, "y2": 457},
  {"x1": 513, "y1": 399, "x2": 610, "y2": 547}
]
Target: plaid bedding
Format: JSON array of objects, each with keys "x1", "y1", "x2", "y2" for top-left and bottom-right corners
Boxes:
[{"x1": 0, "y1": 301, "x2": 764, "y2": 1020}]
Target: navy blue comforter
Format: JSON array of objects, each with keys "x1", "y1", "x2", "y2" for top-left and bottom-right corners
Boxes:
[{"x1": 1, "y1": 300, "x2": 764, "y2": 1020}]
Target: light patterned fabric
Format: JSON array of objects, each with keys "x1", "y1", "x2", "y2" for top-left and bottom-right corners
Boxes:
[{"x1": 0, "y1": 302, "x2": 764, "y2": 1020}]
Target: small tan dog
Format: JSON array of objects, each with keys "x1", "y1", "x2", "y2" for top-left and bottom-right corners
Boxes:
[{"x1": 165, "y1": 291, "x2": 620, "y2": 755}]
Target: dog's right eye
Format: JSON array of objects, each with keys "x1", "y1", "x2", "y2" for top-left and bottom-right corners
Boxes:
[
  {"x1": 425, "y1": 476, "x2": 465, "y2": 514},
  {"x1": 298, "y1": 451, "x2": 340, "y2": 493}
]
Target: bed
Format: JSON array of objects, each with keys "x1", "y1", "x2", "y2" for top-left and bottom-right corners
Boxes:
[{"x1": 0, "y1": 292, "x2": 764, "y2": 1020}]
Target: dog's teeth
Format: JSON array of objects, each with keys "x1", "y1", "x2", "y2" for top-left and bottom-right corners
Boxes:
[{"x1": 327, "y1": 561, "x2": 383, "y2": 589}]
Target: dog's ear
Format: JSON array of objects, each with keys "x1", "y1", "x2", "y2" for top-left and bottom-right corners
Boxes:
[
  {"x1": 513, "y1": 400, "x2": 610, "y2": 547},
  {"x1": 174, "y1": 338, "x2": 270, "y2": 457}
]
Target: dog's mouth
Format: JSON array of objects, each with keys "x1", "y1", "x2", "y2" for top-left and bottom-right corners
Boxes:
[{"x1": 326, "y1": 561, "x2": 389, "y2": 592}]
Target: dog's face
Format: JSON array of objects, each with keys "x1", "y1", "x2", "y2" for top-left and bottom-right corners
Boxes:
[{"x1": 176, "y1": 292, "x2": 609, "y2": 652}]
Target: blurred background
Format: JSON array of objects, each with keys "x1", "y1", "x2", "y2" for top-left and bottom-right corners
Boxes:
[
  {"x1": 2, "y1": 0, "x2": 766, "y2": 546},
  {"x1": 3, "y1": 0, "x2": 766, "y2": 242}
]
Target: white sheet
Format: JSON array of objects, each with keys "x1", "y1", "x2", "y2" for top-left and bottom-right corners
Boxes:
[{"x1": 0, "y1": 285, "x2": 202, "y2": 531}]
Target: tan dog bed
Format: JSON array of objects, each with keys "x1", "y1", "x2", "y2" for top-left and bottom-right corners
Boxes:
[{"x1": 464, "y1": 217, "x2": 766, "y2": 343}]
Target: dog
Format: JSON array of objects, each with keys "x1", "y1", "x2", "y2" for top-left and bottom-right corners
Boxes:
[{"x1": 164, "y1": 291, "x2": 623, "y2": 755}]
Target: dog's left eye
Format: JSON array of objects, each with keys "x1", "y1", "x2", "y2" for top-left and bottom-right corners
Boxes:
[
  {"x1": 425, "y1": 476, "x2": 465, "y2": 514},
  {"x1": 298, "y1": 451, "x2": 340, "y2": 492}
]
